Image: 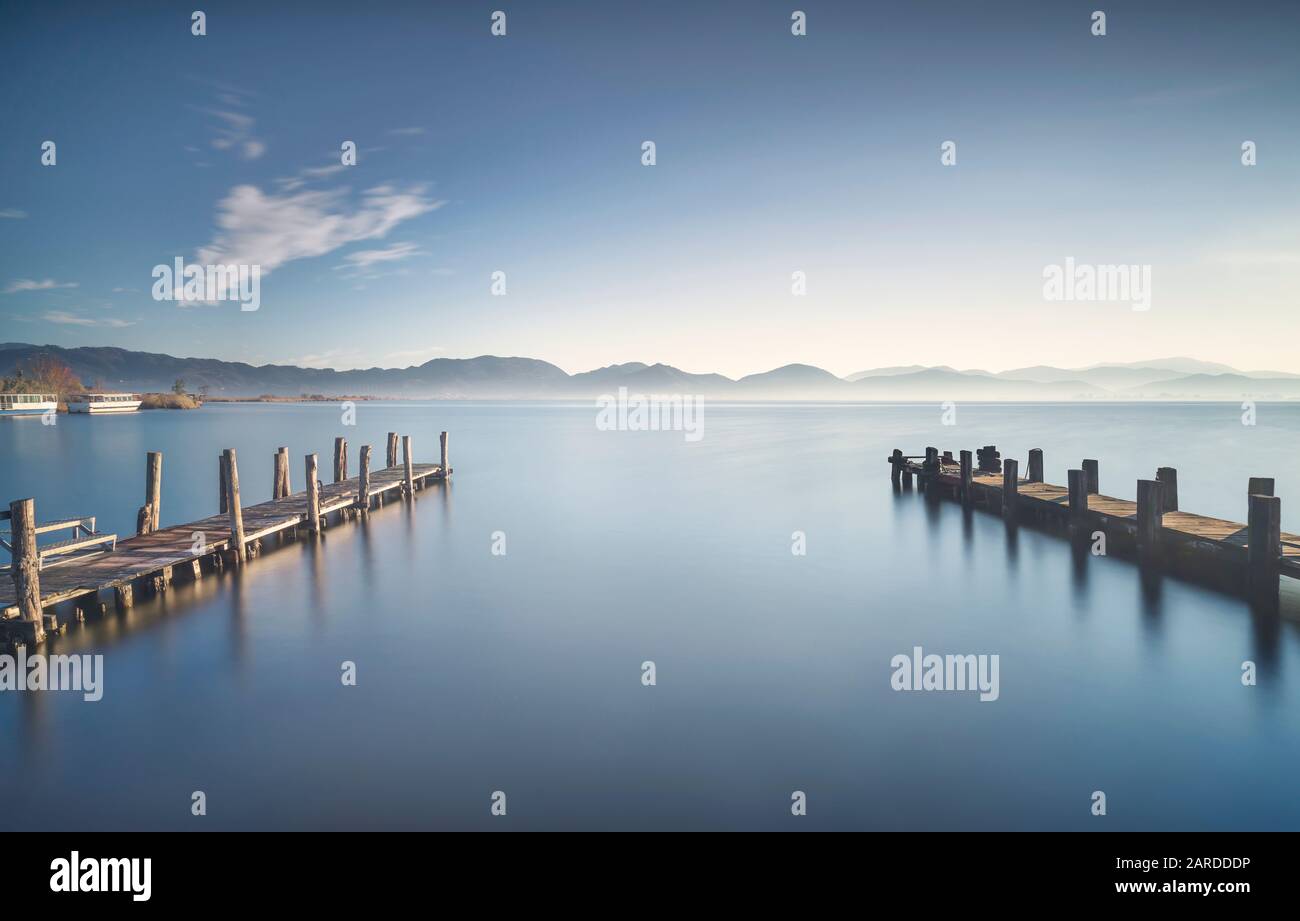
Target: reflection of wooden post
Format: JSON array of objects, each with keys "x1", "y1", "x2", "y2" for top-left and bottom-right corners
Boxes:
[
  {"x1": 387, "y1": 432, "x2": 399, "y2": 468},
  {"x1": 1156, "y1": 467, "x2": 1179, "y2": 512},
  {"x1": 959, "y1": 450, "x2": 972, "y2": 506},
  {"x1": 223, "y1": 449, "x2": 247, "y2": 563},
  {"x1": 440, "y1": 431, "x2": 449, "y2": 475},
  {"x1": 306, "y1": 453, "x2": 321, "y2": 535},
  {"x1": 219, "y1": 454, "x2": 228, "y2": 514},
  {"x1": 403, "y1": 435, "x2": 415, "y2": 497},
  {"x1": 1002, "y1": 459, "x2": 1019, "y2": 521},
  {"x1": 358, "y1": 446, "x2": 372, "y2": 512},
  {"x1": 1027, "y1": 448, "x2": 1043, "y2": 483},
  {"x1": 1083, "y1": 459, "x2": 1099, "y2": 495},
  {"x1": 9, "y1": 498, "x2": 45, "y2": 643},
  {"x1": 145, "y1": 451, "x2": 162, "y2": 530},
  {"x1": 1136, "y1": 480, "x2": 1163, "y2": 551},
  {"x1": 334, "y1": 437, "x2": 347, "y2": 483},
  {"x1": 1067, "y1": 469, "x2": 1088, "y2": 530},
  {"x1": 1248, "y1": 493, "x2": 1281, "y2": 604}
]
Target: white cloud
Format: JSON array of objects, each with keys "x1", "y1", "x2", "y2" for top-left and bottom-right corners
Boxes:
[
  {"x1": 5, "y1": 278, "x2": 79, "y2": 294},
  {"x1": 336, "y1": 241, "x2": 424, "y2": 272},
  {"x1": 193, "y1": 106, "x2": 266, "y2": 160},
  {"x1": 0, "y1": 208, "x2": 27, "y2": 219},
  {"x1": 43, "y1": 310, "x2": 135, "y2": 328},
  {"x1": 195, "y1": 183, "x2": 442, "y2": 293},
  {"x1": 388, "y1": 126, "x2": 427, "y2": 136}
]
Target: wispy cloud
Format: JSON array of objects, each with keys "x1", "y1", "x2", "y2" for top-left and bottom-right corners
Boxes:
[
  {"x1": 388, "y1": 126, "x2": 426, "y2": 136},
  {"x1": 335, "y1": 241, "x2": 424, "y2": 277},
  {"x1": 5, "y1": 278, "x2": 79, "y2": 294},
  {"x1": 385, "y1": 345, "x2": 445, "y2": 365},
  {"x1": 191, "y1": 94, "x2": 266, "y2": 160},
  {"x1": 43, "y1": 310, "x2": 135, "y2": 328},
  {"x1": 0, "y1": 208, "x2": 27, "y2": 219},
  {"x1": 195, "y1": 184, "x2": 442, "y2": 291}
]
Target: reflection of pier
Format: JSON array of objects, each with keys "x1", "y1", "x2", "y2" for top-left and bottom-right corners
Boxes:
[
  {"x1": 888, "y1": 445, "x2": 1297, "y2": 610},
  {"x1": 2, "y1": 431, "x2": 451, "y2": 646}
]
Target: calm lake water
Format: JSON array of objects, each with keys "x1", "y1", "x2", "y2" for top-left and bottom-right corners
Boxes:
[{"x1": 2, "y1": 401, "x2": 1299, "y2": 831}]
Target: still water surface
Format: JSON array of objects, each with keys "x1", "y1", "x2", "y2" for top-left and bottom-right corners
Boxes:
[{"x1": 1, "y1": 401, "x2": 1298, "y2": 830}]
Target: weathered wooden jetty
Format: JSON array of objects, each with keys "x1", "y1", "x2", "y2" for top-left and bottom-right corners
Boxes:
[
  {"x1": 1, "y1": 431, "x2": 452, "y2": 646},
  {"x1": 887, "y1": 446, "x2": 1298, "y2": 609}
]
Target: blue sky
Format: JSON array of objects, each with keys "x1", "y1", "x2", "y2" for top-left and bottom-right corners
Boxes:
[{"x1": 2, "y1": 0, "x2": 1298, "y2": 377}]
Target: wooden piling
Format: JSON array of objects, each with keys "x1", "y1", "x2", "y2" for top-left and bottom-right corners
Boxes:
[
  {"x1": 1156, "y1": 467, "x2": 1179, "y2": 513},
  {"x1": 8, "y1": 499, "x2": 45, "y2": 641},
  {"x1": 1136, "y1": 479, "x2": 1163, "y2": 551},
  {"x1": 959, "y1": 450, "x2": 973, "y2": 506},
  {"x1": 403, "y1": 435, "x2": 415, "y2": 496},
  {"x1": 1083, "y1": 459, "x2": 1099, "y2": 495},
  {"x1": 1248, "y1": 477, "x2": 1275, "y2": 498},
  {"x1": 358, "y1": 445, "x2": 372, "y2": 512},
  {"x1": 115, "y1": 584, "x2": 133, "y2": 612},
  {"x1": 273, "y1": 449, "x2": 287, "y2": 499},
  {"x1": 334, "y1": 437, "x2": 348, "y2": 484},
  {"x1": 223, "y1": 448, "x2": 247, "y2": 563},
  {"x1": 145, "y1": 451, "x2": 162, "y2": 531},
  {"x1": 440, "y1": 431, "x2": 449, "y2": 477},
  {"x1": 219, "y1": 454, "x2": 229, "y2": 514},
  {"x1": 890, "y1": 449, "x2": 903, "y2": 486},
  {"x1": 387, "y1": 432, "x2": 399, "y2": 469},
  {"x1": 306, "y1": 453, "x2": 321, "y2": 535},
  {"x1": 1028, "y1": 448, "x2": 1043, "y2": 483},
  {"x1": 136, "y1": 504, "x2": 154, "y2": 536},
  {"x1": 1002, "y1": 459, "x2": 1019, "y2": 520},
  {"x1": 1247, "y1": 493, "x2": 1281, "y2": 603},
  {"x1": 1067, "y1": 469, "x2": 1088, "y2": 527}
]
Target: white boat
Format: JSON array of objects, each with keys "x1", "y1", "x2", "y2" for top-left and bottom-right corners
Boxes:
[
  {"x1": 67, "y1": 392, "x2": 143, "y2": 414},
  {"x1": 0, "y1": 393, "x2": 58, "y2": 417}
]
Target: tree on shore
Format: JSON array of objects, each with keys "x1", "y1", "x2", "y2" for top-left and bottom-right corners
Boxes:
[
  {"x1": 172, "y1": 378, "x2": 187, "y2": 395},
  {"x1": 0, "y1": 354, "x2": 84, "y2": 399}
]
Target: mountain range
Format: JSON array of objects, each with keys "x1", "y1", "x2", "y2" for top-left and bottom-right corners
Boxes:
[{"x1": 3, "y1": 343, "x2": 1300, "y2": 401}]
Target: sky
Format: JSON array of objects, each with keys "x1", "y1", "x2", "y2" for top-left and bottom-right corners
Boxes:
[{"x1": 1, "y1": 0, "x2": 1298, "y2": 379}]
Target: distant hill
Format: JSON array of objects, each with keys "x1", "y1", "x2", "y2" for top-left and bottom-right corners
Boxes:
[{"x1": 1, "y1": 343, "x2": 1296, "y2": 401}]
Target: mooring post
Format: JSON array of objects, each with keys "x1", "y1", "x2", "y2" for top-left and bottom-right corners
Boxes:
[
  {"x1": 145, "y1": 451, "x2": 162, "y2": 530},
  {"x1": 273, "y1": 448, "x2": 287, "y2": 499},
  {"x1": 1156, "y1": 467, "x2": 1179, "y2": 512},
  {"x1": 1028, "y1": 448, "x2": 1043, "y2": 483},
  {"x1": 136, "y1": 505, "x2": 153, "y2": 536},
  {"x1": 306, "y1": 453, "x2": 321, "y2": 535},
  {"x1": 403, "y1": 435, "x2": 415, "y2": 496},
  {"x1": 889, "y1": 449, "x2": 903, "y2": 486},
  {"x1": 1067, "y1": 469, "x2": 1088, "y2": 532},
  {"x1": 1136, "y1": 479, "x2": 1163, "y2": 552},
  {"x1": 959, "y1": 450, "x2": 973, "y2": 506},
  {"x1": 1247, "y1": 493, "x2": 1281, "y2": 605},
  {"x1": 219, "y1": 454, "x2": 229, "y2": 514},
  {"x1": 1247, "y1": 477, "x2": 1275, "y2": 498},
  {"x1": 386, "y1": 432, "x2": 398, "y2": 469},
  {"x1": 358, "y1": 445, "x2": 372, "y2": 512},
  {"x1": 279, "y1": 447, "x2": 291, "y2": 497},
  {"x1": 920, "y1": 446, "x2": 938, "y2": 493},
  {"x1": 440, "y1": 431, "x2": 449, "y2": 475},
  {"x1": 1002, "y1": 458, "x2": 1019, "y2": 520},
  {"x1": 1083, "y1": 459, "x2": 1099, "y2": 495},
  {"x1": 223, "y1": 448, "x2": 247, "y2": 563},
  {"x1": 9, "y1": 498, "x2": 45, "y2": 644},
  {"x1": 333, "y1": 437, "x2": 347, "y2": 483}
]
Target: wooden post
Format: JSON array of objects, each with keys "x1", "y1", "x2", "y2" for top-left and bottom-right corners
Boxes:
[
  {"x1": 114, "y1": 584, "x2": 133, "y2": 612},
  {"x1": 1027, "y1": 448, "x2": 1043, "y2": 483},
  {"x1": 1067, "y1": 469, "x2": 1088, "y2": 527},
  {"x1": 440, "y1": 431, "x2": 449, "y2": 475},
  {"x1": 306, "y1": 453, "x2": 321, "y2": 535},
  {"x1": 959, "y1": 450, "x2": 973, "y2": 506},
  {"x1": 1248, "y1": 477, "x2": 1275, "y2": 498},
  {"x1": 889, "y1": 449, "x2": 903, "y2": 486},
  {"x1": 136, "y1": 504, "x2": 154, "y2": 536},
  {"x1": 1247, "y1": 493, "x2": 1281, "y2": 603},
  {"x1": 9, "y1": 498, "x2": 45, "y2": 642},
  {"x1": 358, "y1": 445, "x2": 372, "y2": 512},
  {"x1": 334, "y1": 437, "x2": 347, "y2": 483},
  {"x1": 219, "y1": 454, "x2": 229, "y2": 514},
  {"x1": 145, "y1": 451, "x2": 162, "y2": 530},
  {"x1": 387, "y1": 432, "x2": 399, "y2": 469},
  {"x1": 273, "y1": 449, "x2": 287, "y2": 499},
  {"x1": 403, "y1": 435, "x2": 415, "y2": 497},
  {"x1": 223, "y1": 448, "x2": 247, "y2": 563},
  {"x1": 1136, "y1": 479, "x2": 1163, "y2": 551},
  {"x1": 1156, "y1": 467, "x2": 1179, "y2": 512},
  {"x1": 1082, "y1": 459, "x2": 1099, "y2": 494},
  {"x1": 1002, "y1": 458, "x2": 1019, "y2": 520}
]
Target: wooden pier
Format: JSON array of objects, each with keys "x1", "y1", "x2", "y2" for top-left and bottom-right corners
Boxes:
[
  {"x1": 2, "y1": 432, "x2": 451, "y2": 646},
  {"x1": 888, "y1": 446, "x2": 1297, "y2": 609}
]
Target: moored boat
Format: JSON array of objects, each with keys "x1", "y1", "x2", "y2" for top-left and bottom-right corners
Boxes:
[
  {"x1": 66, "y1": 392, "x2": 143, "y2": 414},
  {"x1": 0, "y1": 393, "x2": 58, "y2": 417}
]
